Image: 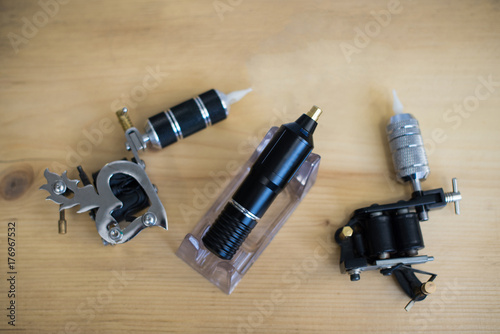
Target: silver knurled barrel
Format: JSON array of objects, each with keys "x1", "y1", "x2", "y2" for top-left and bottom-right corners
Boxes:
[{"x1": 386, "y1": 114, "x2": 430, "y2": 184}]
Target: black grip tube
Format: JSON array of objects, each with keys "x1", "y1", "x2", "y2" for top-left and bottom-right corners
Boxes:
[
  {"x1": 147, "y1": 89, "x2": 228, "y2": 149},
  {"x1": 202, "y1": 107, "x2": 322, "y2": 260}
]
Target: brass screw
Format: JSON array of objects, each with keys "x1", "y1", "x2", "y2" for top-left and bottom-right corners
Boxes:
[
  {"x1": 116, "y1": 107, "x2": 134, "y2": 131},
  {"x1": 58, "y1": 206, "x2": 67, "y2": 234},
  {"x1": 339, "y1": 226, "x2": 353, "y2": 240}
]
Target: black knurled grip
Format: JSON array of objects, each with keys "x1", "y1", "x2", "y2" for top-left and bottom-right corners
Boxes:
[{"x1": 202, "y1": 202, "x2": 257, "y2": 260}]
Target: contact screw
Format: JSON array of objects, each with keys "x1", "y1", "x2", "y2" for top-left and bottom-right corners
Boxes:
[
  {"x1": 444, "y1": 178, "x2": 462, "y2": 215},
  {"x1": 116, "y1": 107, "x2": 133, "y2": 131}
]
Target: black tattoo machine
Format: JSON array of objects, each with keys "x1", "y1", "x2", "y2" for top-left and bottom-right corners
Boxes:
[
  {"x1": 335, "y1": 91, "x2": 462, "y2": 311},
  {"x1": 202, "y1": 106, "x2": 323, "y2": 260}
]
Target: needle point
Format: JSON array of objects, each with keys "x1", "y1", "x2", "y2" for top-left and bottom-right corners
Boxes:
[
  {"x1": 226, "y1": 88, "x2": 252, "y2": 105},
  {"x1": 392, "y1": 89, "x2": 404, "y2": 114}
]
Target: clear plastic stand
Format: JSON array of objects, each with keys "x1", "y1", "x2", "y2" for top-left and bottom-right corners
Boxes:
[{"x1": 176, "y1": 127, "x2": 321, "y2": 294}]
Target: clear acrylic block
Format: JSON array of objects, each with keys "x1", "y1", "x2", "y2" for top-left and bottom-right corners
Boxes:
[{"x1": 176, "y1": 127, "x2": 321, "y2": 294}]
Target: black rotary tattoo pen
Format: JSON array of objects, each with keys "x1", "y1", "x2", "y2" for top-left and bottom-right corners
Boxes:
[{"x1": 202, "y1": 106, "x2": 323, "y2": 260}]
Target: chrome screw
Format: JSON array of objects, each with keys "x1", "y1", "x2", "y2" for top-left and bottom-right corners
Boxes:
[
  {"x1": 53, "y1": 180, "x2": 67, "y2": 195},
  {"x1": 109, "y1": 227, "x2": 123, "y2": 242},
  {"x1": 142, "y1": 212, "x2": 157, "y2": 227},
  {"x1": 444, "y1": 178, "x2": 462, "y2": 215}
]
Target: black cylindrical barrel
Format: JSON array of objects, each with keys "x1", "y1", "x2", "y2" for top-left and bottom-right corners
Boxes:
[
  {"x1": 146, "y1": 89, "x2": 228, "y2": 149},
  {"x1": 233, "y1": 118, "x2": 315, "y2": 218}
]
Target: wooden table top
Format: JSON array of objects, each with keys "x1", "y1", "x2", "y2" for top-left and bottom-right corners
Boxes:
[{"x1": 1, "y1": 1, "x2": 499, "y2": 333}]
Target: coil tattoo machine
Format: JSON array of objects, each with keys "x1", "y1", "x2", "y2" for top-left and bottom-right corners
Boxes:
[
  {"x1": 41, "y1": 88, "x2": 251, "y2": 245},
  {"x1": 335, "y1": 91, "x2": 462, "y2": 311}
]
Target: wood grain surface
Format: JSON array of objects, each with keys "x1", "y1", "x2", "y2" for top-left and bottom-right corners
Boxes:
[{"x1": 1, "y1": 0, "x2": 499, "y2": 333}]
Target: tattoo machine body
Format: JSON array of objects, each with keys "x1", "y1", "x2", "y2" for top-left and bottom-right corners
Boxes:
[
  {"x1": 41, "y1": 88, "x2": 251, "y2": 245},
  {"x1": 335, "y1": 91, "x2": 462, "y2": 311}
]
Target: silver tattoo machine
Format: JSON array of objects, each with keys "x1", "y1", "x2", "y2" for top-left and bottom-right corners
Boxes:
[{"x1": 41, "y1": 88, "x2": 251, "y2": 245}]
